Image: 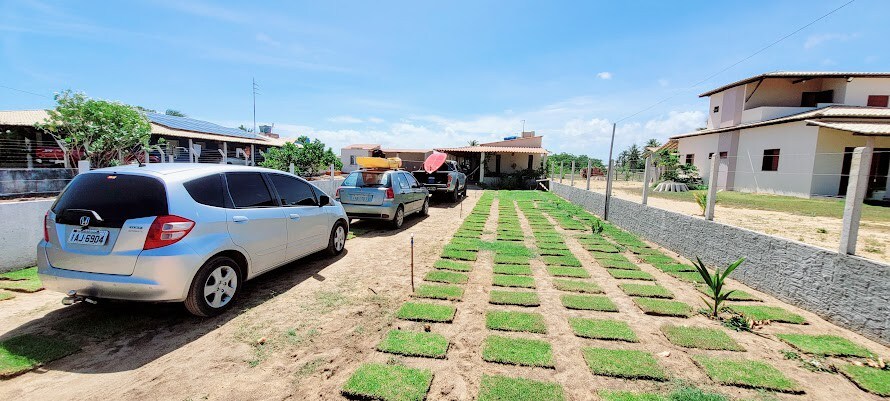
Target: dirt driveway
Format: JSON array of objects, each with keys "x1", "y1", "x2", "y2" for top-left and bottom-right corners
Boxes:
[{"x1": 0, "y1": 192, "x2": 481, "y2": 401}]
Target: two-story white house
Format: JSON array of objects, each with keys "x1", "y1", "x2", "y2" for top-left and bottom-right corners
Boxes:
[{"x1": 671, "y1": 71, "x2": 890, "y2": 200}]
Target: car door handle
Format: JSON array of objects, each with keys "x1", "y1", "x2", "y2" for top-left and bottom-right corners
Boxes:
[
  {"x1": 232, "y1": 216, "x2": 249, "y2": 223},
  {"x1": 288, "y1": 213, "x2": 301, "y2": 220}
]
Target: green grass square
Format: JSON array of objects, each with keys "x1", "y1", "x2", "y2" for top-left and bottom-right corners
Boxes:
[
  {"x1": 693, "y1": 355, "x2": 802, "y2": 393},
  {"x1": 652, "y1": 263, "x2": 697, "y2": 273},
  {"x1": 478, "y1": 374, "x2": 565, "y2": 401},
  {"x1": 494, "y1": 254, "x2": 530, "y2": 265},
  {"x1": 661, "y1": 324, "x2": 744, "y2": 351},
  {"x1": 619, "y1": 283, "x2": 674, "y2": 299},
  {"x1": 377, "y1": 330, "x2": 449, "y2": 358},
  {"x1": 552, "y1": 279, "x2": 602, "y2": 294},
  {"x1": 840, "y1": 365, "x2": 890, "y2": 396},
  {"x1": 695, "y1": 286, "x2": 761, "y2": 301},
  {"x1": 0, "y1": 267, "x2": 38, "y2": 281},
  {"x1": 396, "y1": 302, "x2": 456, "y2": 323},
  {"x1": 569, "y1": 318, "x2": 637, "y2": 342},
  {"x1": 561, "y1": 294, "x2": 618, "y2": 312},
  {"x1": 342, "y1": 363, "x2": 433, "y2": 401},
  {"x1": 486, "y1": 311, "x2": 547, "y2": 334},
  {"x1": 413, "y1": 284, "x2": 464, "y2": 301},
  {"x1": 547, "y1": 267, "x2": 590, "y2": 278},
  {"x1": 441, "y1": 248, "x2": 477, "y2": 261},
  {"x1": 423, "y1": 270, "x2": 468, "y2": 284},
  {"x1": 633, "y1": 298, "x2": 693, "y2": 317},
  {"x1": 492, "y1": 264, "x2": 533, "y2": 276},
  {"x1": 482, "y1": 335, "x2": 554, "y2": 368},
  {"x1": 728, "y1": 305, "x2": 806, "y2": 324},
  {"x1": 776, "y1": 334, "x2": 873, "y2": 357},
  {"x1": 0, "y1": 291, "x2": 14, "y2": 301},
  {"x1": 584, "y1": 244, "x2": 621, "y2": 253},
  {"x1": 0, "y1": 267, "x2": 43, "y2": 293},
  {"x1": 490, "y1": 290, "x2": 540, "y2": 306},
  {"x1": 0, "y1": 334, "x2": 80, "y2": 377},
  {"x1": 433, "y1": 259, "x2": 473, "y2": 272},
  {"x1": 606, "y1": 269, "x2": 655, "y2": 281},
  {"x1": 598, "y1": 390, "x2": 667, "y2": 401},
  {"x1": 599, "y1": 260, "x2": 640, "y2": 270},
  {"x1": 582, "y1": 347, "x2": 666, "y2": 381},
  {"x1": 538, "y1": 242, "x2": 569, "y2": 250},
  {"x1": 641, "y1": 255, "x2": 677, "y2": 265},
  {"x1": 667, "y1": 271, "x2": 706, "y2": 283},
  {"x1": 542, "y1": 255, "x2": 582, "y2": 267},
  {"x1": 492, "y1": 275, "x2": 535, "y2": 288},
  {"x1": 445, "y1": 241, "x2": 481, "y2": 252},
  {"x1": 590, "y1": 252, "x2": 628, "y2": 261},
  {"x1": 538, "y1": 248, "x2": 573, "y2": 257}
]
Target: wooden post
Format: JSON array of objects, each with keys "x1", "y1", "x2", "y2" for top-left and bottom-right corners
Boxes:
[
  {"x1": 705, "y1": 154, "x2": 719, "y2": 220},
  {"x1": 570, "y1": 160, "x2": 575, "y2": 186},
  {"x1": 585, "y1": 159, "x2": 592, "y2": 190},
  {"x1": 840, "y1": 143, "x2": 874, "y2": 254},
  {"x1": 641, "y1": 155, "x2": 653, "y2": 205},
  {"x1": 410, "y1": 233, "x2": 415, "y2": 292}
]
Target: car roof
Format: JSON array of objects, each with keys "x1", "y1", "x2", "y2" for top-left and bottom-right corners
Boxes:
[{"x1": 85, "y1": 163, "x2": 293, "y2": 183}]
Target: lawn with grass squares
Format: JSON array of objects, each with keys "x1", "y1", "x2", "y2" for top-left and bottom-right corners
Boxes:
[
  {"x1": 776, "y1": 333, "x2": 873, "y2": 357},
  {"x1": 582, "y1": 347, "x2": 666, "y2": 381},
  {"x1": 590, "y1": 251, "x2": 629, "y2": 261},
  {"x1": 619, "y1": 283, "x2": 674, "y2": 299},
  {"x1": 538, "y1": 248, "x2": 574, "y2": 257},
  {"x1": 660, "y1": 324, "x2": 744, "y2": 351},
  {"x1": 598, "y1": 259, "x2": 640, "y2": 270},
  {"x1": 490, "y1": 290, "x2": 540, "y2": 306},
  {"x1": 606, "y1": 269, "x2": 655, "y2": 281},
  {"x1": 0, "y1": 334, "x2": 80, "y2": 377},
  {"x1": 433, "y1": 259, "x2": 473, "y2": 272},
  {"x1": 552, "y1": 279, "x2": 602, "y2": 294},
  {"x1": 547, "y1": 267, "x2": 590, "y2": 278},
  {"x1": 413, "y1": 283, "x2": 464, "y2": 301},
  {"x1": 541, "y1": 255, "x2": 582, "y2": 267},
  {"x1": 633, "y1": 297, "x2": 693, "y2": 317},
  {"x1": 477, "y1": 374, "x2": 565, "y2": 401},
  {"x1": 482, "y1": 335, "x2": 554, "y2": 368},
  {"x1": 342, "y1": 363, "x2": 433, "y2": 401},
  {"x1": 693, "y1": 355, "x2": 802, "y2": 393},
  {"x1": 423, "y1": 270, "x2": 469, "y2": 284},
  {"x1": 583, "y1": 244, "x2": 621, "y2": 253},
  {"x1": 561, "y1": 294, "x2": 619, "y2": 312},
  {"x1": 840, "y1": 365, "x2": 890, "y2": 397},
  {"x1": 492, "y1": 264, "x2": 532, "y2": 276},
  {"x1": 493, "y1": 254, "x2": 530, "y2": 265},
  {"x1": 728, "y1": 305, "x2": 806, "y2": 324},
  {"x1": 537, "y1": 242, "x2": 569, "y2": 250},
  {"x1": 396, "y1": 302, "x2": 456, "y2": 323},
  {"x1": 446, "y1": 241, "x2": 481, "y2": 252},
  {"x1": 486, "y1": 310, "x2": 548, "y2": 334},
  {"x1": 492, "y1": 275, "x2": 535, "y2": 288},
  {"x1": 569, "y1": 318, "x2": 637, "y2": 342},
  {"x1": 376, "y1": 329, "x2": 449, "y2": 358},
  {"x1": 696, "y1": 286, "x2": 761, "y2": 301},
  {"x1": 441, "y1": 248, "x2": 477, "y2": 261}
]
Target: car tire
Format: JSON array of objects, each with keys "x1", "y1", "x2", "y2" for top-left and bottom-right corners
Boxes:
[
  {"x1": 451, "y1": 188, "x2": 460, "y2": 202},
  {"x1": 184, "y1": 256, "x2": 242, "y2": 317},
  {"x1": 391, "y1": 205, "x2": 405, "y2": 229},
  {"x1": 326, "y1": 221, "x2": 347, "y2": 256},
  {"x1": 420, "y1": 198, "x2": 430, "y2": 216}
]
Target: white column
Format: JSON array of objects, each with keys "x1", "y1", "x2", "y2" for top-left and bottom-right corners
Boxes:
[
  {"x1": 223, "y1": 142, "x2": 228, "y2": 164},
  {"x1": 585, "y1": 159, "x2": 592, "y2": 190},
  {"x1": 641, "y1": 155, "x2": 653, "y2": 205},
  {"x1": 289, "y1": 163, "x2": 295, "y2": 174},
  {"x1": 705, "y1": 154, "x2": 719, "y2": 220},
  {"x1": 188, "y1": 138, "x2": 194, "y2": 163},
  {"x1": 570, "y1": 161, "x2": 575, "y2": 186},
  {"x1": 77, "y1": 160, "x2": 90, "y2": 174},
  {"x1": 840, "y1": 140, "x2": 875, "y2": 254},
  {"x1": 479, "y1": 152, "x2": 486, "y2": 183},
  {"x1": 250, "y1": 144, "x2": 255, "y2": 166},
  {"x1": 559, "y1": 162, "x2": 564, "y2": 183}
]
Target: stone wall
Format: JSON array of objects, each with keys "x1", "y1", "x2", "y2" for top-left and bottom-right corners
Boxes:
[{"x1": 551, "y1": 181, "x2": 890, "y2": 345}]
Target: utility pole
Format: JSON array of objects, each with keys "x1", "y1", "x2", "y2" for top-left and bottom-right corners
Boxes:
[
  {"x1": 252, "y1": 78, "x2": 259, "y2": 134},
  {"x1": 521, "y1": 119, "x2": 526, "y2": 133},
  {"x1": 604, "y1": 123, "x2": 617, "y2": 220}
]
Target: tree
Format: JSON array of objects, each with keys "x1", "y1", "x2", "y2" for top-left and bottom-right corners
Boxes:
[
  {"x1": 626, "y1": 144, "x2": 642, "y2": 170},
  {"x1": 468, "y1": 140, "x2": 479, "y2": 146},
  {"x1": 237, "y1": 124, "x2": 253, "y2": 132},
  {"x1": 260, "y1": 135, "x2": 342, "y2": 175},
  {"x1": 644, "y1": 138, "x2": 660, "y2": 149},
  {"x1": 36, "y1": 90, "x2": 152, "y2": 168},
  {"x1": 165, "y1": 109, "x2": 187, "y2": 117}
]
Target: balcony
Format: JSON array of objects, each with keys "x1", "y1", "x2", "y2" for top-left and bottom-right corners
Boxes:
[{"x1": 741, "y1": 106, "x2": 817, "y2": 124}]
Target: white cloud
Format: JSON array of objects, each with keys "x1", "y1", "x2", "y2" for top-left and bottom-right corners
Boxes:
[
  {"x1": 255, "y1": 32, "x2": 281, "y2": 47},
  {"x1": 596, "y1": 72, "x2": 613, "y2": 80},
  {"x1": 327, "y1": 115, "x2": 364, "y2": 124},
  {"x1": 804, "y1": 33, "x2": 858, "y2": 49},
  {"x1": 367, "y1": 117, "x2": 385, "y2": 124}
]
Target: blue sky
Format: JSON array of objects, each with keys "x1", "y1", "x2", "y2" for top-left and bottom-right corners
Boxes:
[{"x1": 1, "y1": 0, "x2": 887, "y2": 160}]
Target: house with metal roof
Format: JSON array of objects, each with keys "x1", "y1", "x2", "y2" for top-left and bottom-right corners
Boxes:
[
  {"x1": 339, "y1": 144, "x2": 434, "y2": 173},
  {"x1": 671, "y1": 71, "x2": 890, "y2": 200},
  {"x1": 436, "y1": 131, "x2": 548, "y2": 184}
]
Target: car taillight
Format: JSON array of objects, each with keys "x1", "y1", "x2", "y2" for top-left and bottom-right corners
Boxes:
[
  {"x1": 385, "y1": 187, "x2": 395, "y2": 199},
  {"x1": 43, "y1": 211, "x2": 50, "y2": 242},
  {"x1": 335, "y1": 187, "x2": 340, "y2": 200},
  {"x1": 144, "y1": 215, "x2": 195, "y2": 250},
  {"x1": 447, "y1": 175, "x2": 453, "y2": 184}
]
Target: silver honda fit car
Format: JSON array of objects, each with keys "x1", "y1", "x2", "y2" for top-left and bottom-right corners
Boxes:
[{"x1": 37, "y1": 164, "x2": 348, "y2": 316}]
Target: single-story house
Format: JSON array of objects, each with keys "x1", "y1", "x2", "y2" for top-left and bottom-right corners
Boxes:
[
  {"x1": 436, "y1": 131, "x2": 549, "y2": 185},
  {"x1": 671, "y1": 71, "x2": 890, "y2": 200},
  {"x1": 339, "y1": 144, "x2": 432, "y2": 172}
]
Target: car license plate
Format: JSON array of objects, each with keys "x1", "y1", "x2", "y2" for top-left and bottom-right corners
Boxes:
[
  {"x1": 351, "y1": 194, "x2": 372, "y2": 202},
  {"x1": 67, "y1": 229, "x2": 109, "y2": 246}
]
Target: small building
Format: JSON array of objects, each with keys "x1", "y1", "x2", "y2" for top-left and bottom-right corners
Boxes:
[
  {"x1": 339, "y1": 144, "x2": 432, "y2": 172},
  {"x1": 436, "y1": 131, "x2": 549, "y2": 185},
  {"x1": 671, "y1": 72, "x2": 890, "y2": 200}
]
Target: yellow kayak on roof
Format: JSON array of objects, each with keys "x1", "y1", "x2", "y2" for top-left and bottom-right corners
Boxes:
[{"x1": 356, "y1": 157, "x2": 402, "y2": 169}]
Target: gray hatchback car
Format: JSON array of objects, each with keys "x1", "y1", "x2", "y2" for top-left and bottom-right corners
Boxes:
[
  {"x1": 37, "y1": 164, "x2": 349, "y2": 316},
  {"x1": 336, "y1": 169, "x2": 429, "y2": 228}
]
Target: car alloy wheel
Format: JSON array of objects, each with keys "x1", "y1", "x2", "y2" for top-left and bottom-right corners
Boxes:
[
  {"x1": 334, "y1": 225, "x2": 346, "y2": 251},
  {"x1": 395, "y1": 208, "x2": 404, "y2": 227},
  {"x1": 203, "y1": 265, "x2": 237, "y2": 308}
]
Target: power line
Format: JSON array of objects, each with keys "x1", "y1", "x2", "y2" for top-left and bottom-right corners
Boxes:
[
  {"x1": 615, "y1": 0, "x2": 856, "y2": 124},
  {"x1": 0, "y1": 84, "x2": 51, "y2": 99}
]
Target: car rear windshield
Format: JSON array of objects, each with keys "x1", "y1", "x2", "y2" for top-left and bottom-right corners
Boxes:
[
  {"x1": 52, "y1": 173, "x2": 168, "y2": 228},
  {"x1": 342, "y1": 171, "x2": 391, "y2": 188}
]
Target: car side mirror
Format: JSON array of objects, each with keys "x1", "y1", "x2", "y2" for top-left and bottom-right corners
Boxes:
[{"x1": 318, "y1": 195, "x2": 330, "y2": 206}]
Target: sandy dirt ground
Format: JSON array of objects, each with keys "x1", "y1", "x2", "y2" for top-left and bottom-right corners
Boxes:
[
  {"x1": 1, "y1": 189, "x2": 888, "y2": 401},
  {"x1": 560, "y1": 178, "x2": 890, "y2": 263}
]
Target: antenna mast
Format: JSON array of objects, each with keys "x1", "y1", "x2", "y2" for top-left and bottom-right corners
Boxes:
[{"x1": 252, "y1": 78, "x2": 259, "y2": 133}]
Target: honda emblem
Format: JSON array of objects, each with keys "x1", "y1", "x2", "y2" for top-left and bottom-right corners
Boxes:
[{"x1": 80, "y1": 216, "x2": 90, "y2": 226}]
